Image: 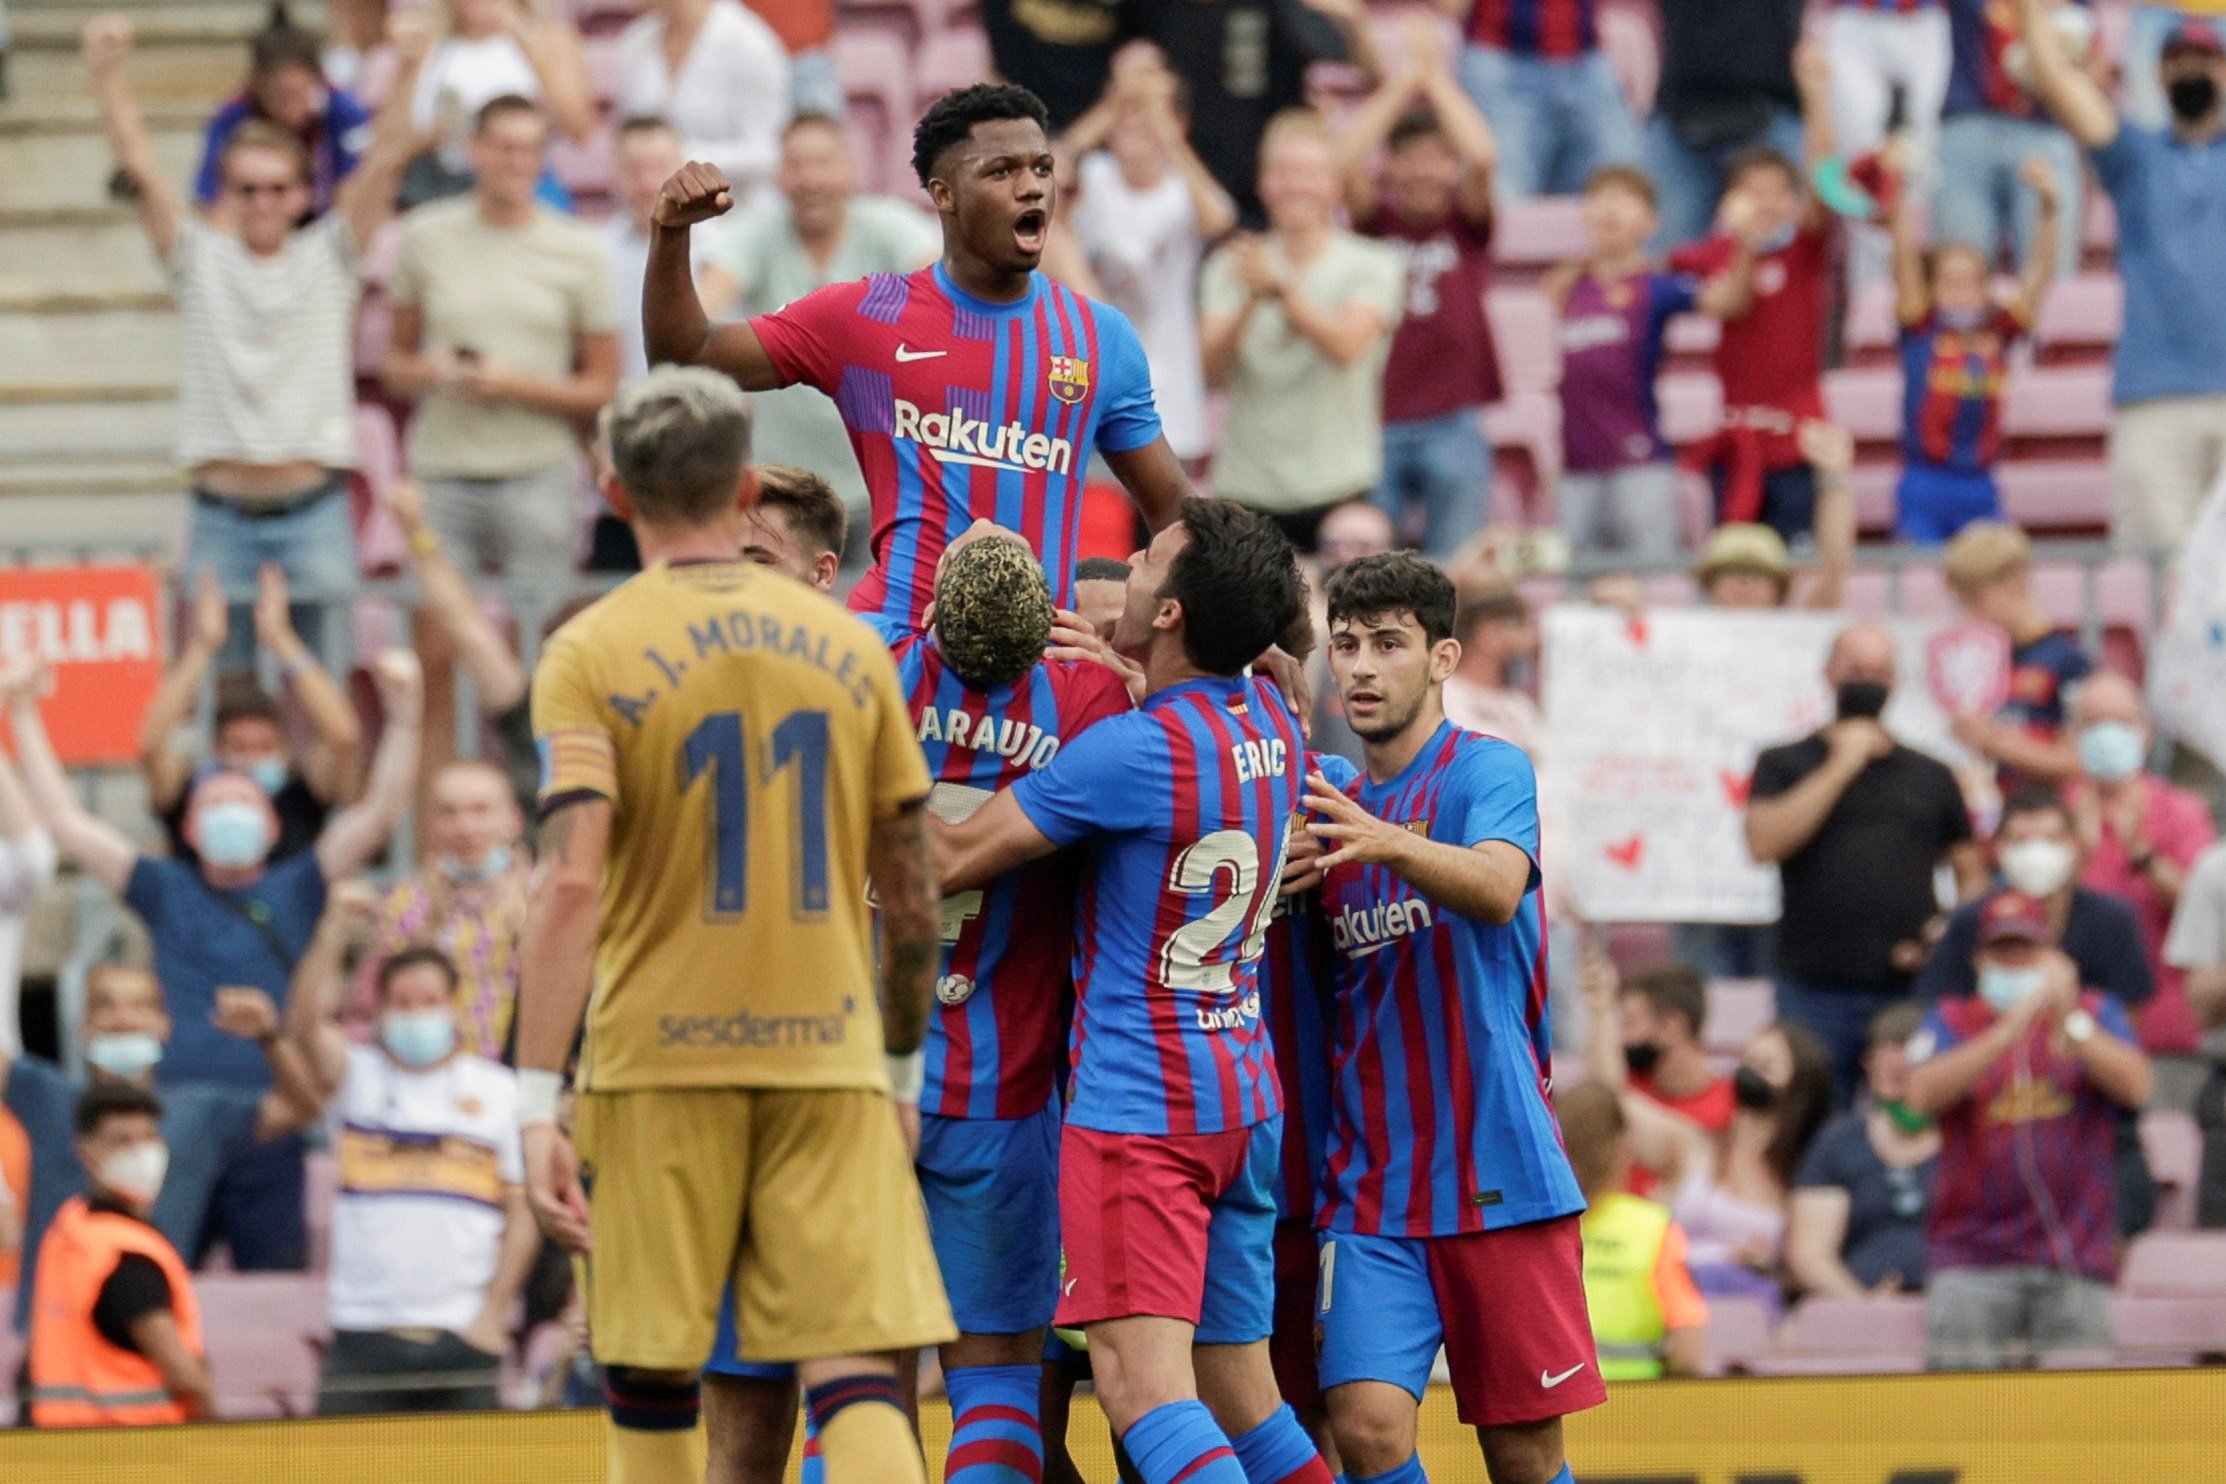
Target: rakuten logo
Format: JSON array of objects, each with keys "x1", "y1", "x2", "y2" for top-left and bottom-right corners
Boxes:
[
  {"x1": 1331, "y1": 899, "x2": 1435, "y2": 958},
  {"x1": 893, "y1": 400, "x2": 1075, "y2": 475}
]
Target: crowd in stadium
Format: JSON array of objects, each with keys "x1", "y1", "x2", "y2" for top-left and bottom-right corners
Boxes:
[{"x1": 0, "y1": 0, "x2": 2224, "y2": 1456}]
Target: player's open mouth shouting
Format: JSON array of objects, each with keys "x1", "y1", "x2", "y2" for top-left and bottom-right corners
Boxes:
[{"x1": 1012, "y1": 206, "x2": 1049, "y2": 260}]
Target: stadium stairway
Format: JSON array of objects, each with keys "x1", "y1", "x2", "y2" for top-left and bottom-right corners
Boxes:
[{"x1": 0, "y1": 0, "x2": 324, "y2": 550}]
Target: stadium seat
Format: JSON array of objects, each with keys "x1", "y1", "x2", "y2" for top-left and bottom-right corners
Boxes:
[
  {"x1": 305, "y1": 1149, "x2": 341, "y2": 1269},
  {"x1": 1822, "y1": 366, "x2": 1904, "y2": 450},
  {"x1": 550, "y1": 129, "x2": 619, "y2": 203},
  {"x1": 1494, "y1": 197, "x2": 1588, "y2": 276},
  {"x1": 1755, "y1": 1295, "x2": 1927, "y2": 1374},
  {"x1": 350, "y1": 403, "x2": 406, "y2": 577},
  {"x1": 582, "y1": 33, "x2": 626, "y2": 109},
  {"x1": 354, "y1": 289, "x2": 393, "y2": 382},
  {"x1": 2121, "y1": 1229, "x2": 2226, "y2": 1296},
  {"x1": 2003, "y1": 364, "x2": 2114, "y2": 448},
  {"x1": 2109, "y1": 1294, "x2": 2226, "y2": 1364},
  {"x1": 1487, "y1": 289, "x2": 1561, "y2": 396},
  {"x1": 1663, "y1": 311, "x2": 1720, "y2": 366},
  {"x1": 195, "y1": 1272, "x2": 330, "y2": 1418},
  {"x1": 2081, "y1": 190, "x2": 2117, "y2": 268},
  {"x1": 2139, "y1": 1111, "x2": 2202, "y2": 1233},
  {"x1": 1657, "y1": 371, "x2": 1723, "y2": 446},
  {"x1": 1485, "y1": 392, "x2": 1562, "y2": 519},
  {"x1": 1702, "y1": 979, "x2": 1776, "y2": 1056},
  {"x1": 2034, "y1": 273, "x2": 2124, "y2": 363},
  {"x1": 916, "y1": 27, "x2": 993, "y2": 109},
  {"x1": 1703, "y1": 1294, "x2": 1774, "y2": 1376},
  {"x1": 360, "y1": 219, "x2": 405, "y2": 290},
  {"x1": 1847, "y1": 460, "x2": 1899, "y2": 536},
  {"x1": 1844, "y1": 282, "x2": 1899, "y2": 365},
  {"x1": 1998, "y1": 458, "x2": 2113, "y2": 535},
  {"x1": 835, "y1": 27, "x2": 917, "y2": 195}
]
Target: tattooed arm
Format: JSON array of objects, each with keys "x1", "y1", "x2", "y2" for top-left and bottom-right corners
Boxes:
[
  {"x1": 515, "y1": 796, "x2": 608, "y2": 1253},
  {"x1": 867, "y1": 799, "x2": 938, "y2": 1059}
]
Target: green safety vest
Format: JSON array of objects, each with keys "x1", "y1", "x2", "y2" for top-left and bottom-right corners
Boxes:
[{"x1": 1581, "y1": 1191, "x2": 1674, "y2": 1381}]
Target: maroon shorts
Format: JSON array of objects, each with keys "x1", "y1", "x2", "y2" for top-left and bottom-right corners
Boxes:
[{"x1": 1269, "y1": 1219, "x2": 1323, "y2": 1414}]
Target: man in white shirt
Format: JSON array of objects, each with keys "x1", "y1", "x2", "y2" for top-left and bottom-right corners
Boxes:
[
  {"x1": 285, "y1": 893, "x2": 538, "y2": 1415},
  {"x1": 618, "y1": 0, "x2": 791, "y2": 205}
]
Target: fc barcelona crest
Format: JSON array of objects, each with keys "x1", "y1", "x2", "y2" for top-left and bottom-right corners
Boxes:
[{"x1": 1047, "y1": 355, "x2": 1091, "y2": 405}]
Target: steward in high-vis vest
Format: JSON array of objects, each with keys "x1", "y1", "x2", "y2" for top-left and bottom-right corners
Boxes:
[
  {"x1": 29, "y1": 1083, "x2": 215, "y2": 1426},
  {"x1": 1555, "y1": 1082, "x2": 1709, "y2": 1380}
]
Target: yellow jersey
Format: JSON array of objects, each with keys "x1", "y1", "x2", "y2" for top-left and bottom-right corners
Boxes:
[{"x1": 531, "y1": 560, "x2": 931, "y2": 1093}]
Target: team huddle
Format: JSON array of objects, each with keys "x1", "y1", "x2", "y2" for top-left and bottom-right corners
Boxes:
[{"x1": 514, "y1": 82, "x2": 1598, "y2": 1484}]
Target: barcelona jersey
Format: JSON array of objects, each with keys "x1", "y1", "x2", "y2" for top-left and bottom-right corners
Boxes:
[{"x1": 1899, "y1": 304, "x2": 2026, "y2": 475}]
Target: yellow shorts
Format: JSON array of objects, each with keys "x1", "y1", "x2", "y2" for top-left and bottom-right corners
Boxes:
[{"x1": 575, "y1": 1086, "x2": 955, "y2": 1370}]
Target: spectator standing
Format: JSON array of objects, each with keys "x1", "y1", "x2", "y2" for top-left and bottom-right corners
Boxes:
[
  {"x1": 1909, "y1": 893, "x2": 2152, "y2": 1367},
  {"x1": 1200, "y1": 110, "x2": 1405, "y2": 550},
  {"x1": 2066, "y1": 673, "x2": 2217, "y2": 1057},
  {"x1": 28, "y1": 1084, "x2": 218, "y2": 1426},
  {"x1": 1127, "y1": 0, "x2": 1380, "y2": 225},
  {"x1": 408, "y1": 0, "x2": 593, "y2": 197},
  {"x1": 1745, "y1": 624, "x2": 1988, "y2": 1094},
  {"x1": 1557, "y1": 1081, "x2": 1708, "y2": 1379},
  {"x1": 0, "y1": 739, "x2": 57, "y2": 1058},
  {"x1": 617, "y1": 0, "x2": 791, "y2": 206},
  {"x1": 2, "y1": 967, "x2": 314, "y2": 1337},
  {"x1": 1336, "y1": 20, "x2": 1503, "y2": 558},
  {"x1": 1942, "y1": 520, "x2": 2093, "y2": 787},
  {"x1": 2016, "y1": 1, "x2": 2226, "y2": 547},
  {"x1": 195, "y1": 5, "x2": 374, "y2": 219},
  {"x1": 1823, "y1": 0, "x2": 1954, "y2": 170},
  {"x1": 603, "y1": 117, "x2": 708, "y2": 382},
  {"x1": 285, "y1": 898, "x2": 536, "y2": 1415},
  {"x1": 978, "y1": 0, "x2": 1123, "y2": 131},
  {"x1": 2163, "y1": 840, "x2": 2226, "y2": 1224},
  {"x1": 1886, "y1": 158, "x2": 2060, "y2": 542},
  {"x1": 1668, "y1": 47, "x2": 1841, "y2": 543},
  {"x1": 5, "y1": 653, "x2": 422, "y2": 1271},
  {"x1": 1645, "y1": 0, "x2": 1810, "y2": 249},
  {"x1": 1935, "y1": 0, "x2": 2087, "y2": 277},
  {"x1": 696, "y1": 114, "x2": 939, "y2": 517},
  {"x1": 1066, "y1": 50, "x2": 1235, "y2": 465},
  {"x1": 1548, "y1": 166, "x2": 1762, "y2": 562},
  {"x1": 139, "y1": 568, "x2": 363, "y2": 866},
  {"x1": 385, "y1": 95, "x2": 620, "y2": 582},
  {"x1": 86, "y1": 12, "x2": 423, "y2": 667},
  {"x1": 1786, "y1": 1000, "x2": 1940, "y2": 1297},
  {"x1": 1452, "y1": 0, "x2": 1639, "y2": 201}
]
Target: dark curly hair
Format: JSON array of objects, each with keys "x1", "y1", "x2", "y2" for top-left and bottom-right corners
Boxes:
[
  {"x1": 936, "y1": 536, "x2": 1054, "y2": 688},
  {"x1": 912, "y1": 83, "x2": 1051, "y2": 188},
  {"x1": 1162, "y1": 499, "x2": 1304, "y2": 677},
  {"x1": 1324, "y1": 553, "x2": 1457, "y2": 647}
]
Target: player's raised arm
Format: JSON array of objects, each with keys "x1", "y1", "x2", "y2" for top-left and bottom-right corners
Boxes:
[{"x1": 642, "y1": 162, "x2": 785, "y2": 389}]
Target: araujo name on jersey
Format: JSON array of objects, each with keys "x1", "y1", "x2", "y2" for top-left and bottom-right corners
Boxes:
[
  {"x1": 1331, "y1": 897, "x2": 1437, "y2": 958},
  {"x1": 916, "y1": 706, "x2": 1062, "y2": 769},
  {"x1": 892, "y1": 399, "x2": 1076, "y2": 475}
]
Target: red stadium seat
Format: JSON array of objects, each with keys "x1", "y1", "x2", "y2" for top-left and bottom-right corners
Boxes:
[
  {"x1": 1486, "y1": 392, "x2": 1562, "y2": 517},
  {"x1": 2003, "y1": 364, "x2": 2114, "y2": 446},
  {"x1": 916, "y1": 27, "x2": 993, "y2": 108},
  {"x1": 1755, "y1": 1295, "x2": 1927, "y2": 1375},
  {"x1": 2140, "y1": 1111, "x2": 2203, "y2": 1233},
  {"x1": 1844, "y1": 281, "x2": 1899, "y2": 365},
  {"x1": 1823, "y1": 366, "x2": 1903, "y2": 449},
  {"x1": 1702, "y1": 979, "x2": 1775, "y2": 1057},
  {"x1": 2122, "y1": 1229, "x2": 2226, "y2": 1296},
  {"x1": 360, "y1": 218, "x2": 404, "y2": 290},
  {"x1": 550, "y1": 128, "x2": 619, "y2": 203},
  {"x1": 1998, "y1": 458, "x2": 2112, "y2": 535},
  {"x1": 1846, "y1": 460, "x2": 1899, "y2": 537},
  {"x1": 1487, "y1": 288, "x2": 1561, "y2": 395},
  {"x1": 354, "y1": 288, "x2": 393, "y2": 382},
  {"x1": 1656, "y1": 371, "x2": 1723, "y2": 446},
  {"x1": 350, "y1": 403, "x2": 404, "y2": 577},
  {"x1": 2082, "y1": 190, "x2": 2117, "y2": 268},
  {"x1": 1494, "y1": 197, "x2": 1589, "y2": 276},
  {"x1": 2109, "y1": 1294, "x2": 2226, "y2": 1364},
  {"x1": 583, "y1": 32, "x2": 626, "y2": 109},
  {"x1": 1663, "y1": 311, "x2": 1719, "y2": 367},
  {"x1": 1703, "y1": 1294, "x2": 1774, "y2": 1376},
  {"x1": 835, "y1": 27, "x2": 918, "y2": 195},
  {"x1": 835, "y1": 0, "x2": 926, "y2": 49},
  {"x1": 195, "y1": 1272, "x2": 330, "y2": 1417},
  {"x1": 2034, "y1": 273, "x2": 2124, "y2": 363}
]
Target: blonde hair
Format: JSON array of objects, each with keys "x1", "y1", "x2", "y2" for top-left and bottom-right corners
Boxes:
[{"x1": 1943, "y1": 520, "x2": 2031, "y2": 598}]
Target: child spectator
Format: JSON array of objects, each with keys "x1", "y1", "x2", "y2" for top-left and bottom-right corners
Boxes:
[
  {"x1": 1669, "y1": 46, "x2": 1840, "y2": 544},
  {"x1": 195, "y1": 4, "x2": 372, "y2": 219},
  {"x1": 1557, "y1": 1081, "x2": 1708, "y2": 1380},
  {"x1": 1942, "y1": 520, "x2": 2092, "y2": 786},
  {"x1": 1336, "y1": 17, "x2": 1503, "y2": 558},
  {"x1": 1067, "y1": 48, "x2": 1235, "y2": 465},
  {"x1": 1549, "y1": 165, "x2": 1760, "y2": 561},
  {"x1": 1888, "y1": 156, "x2": 2060, "y2": 542}
]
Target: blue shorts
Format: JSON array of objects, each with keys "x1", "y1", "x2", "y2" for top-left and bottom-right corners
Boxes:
[
  {"x1": 918, "y1": 1100, "x2": 1063, "y2": 1335},
  {"x1": 704, "y1": 1283, "x2": 796, "y2": 1380},
  {"x1": 1894, "y1": 463, "x2": 2001, "y2": 544}
]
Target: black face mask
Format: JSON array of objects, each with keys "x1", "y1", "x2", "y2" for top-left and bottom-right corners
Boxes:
[
  {"x1": 1732, "y1": 1064, "x2": 1779, "y2": 1111},
  {"x1": 2169, "y1": 73, "x2": 2220, "y2": 122},
  {"x1": 1623, "y1": 1041, "x2": 1663, "y2": 1077},
  {"x1": 1835, "y1": 679, "x2": 1890, "y2": 720}
]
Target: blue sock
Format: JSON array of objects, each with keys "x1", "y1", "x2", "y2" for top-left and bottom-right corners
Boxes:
[
  {"x1": 1121, "y1": 1399, "x2": 1246, "y2": 1484},
  {"x1": 1230, "y1": 1404, "x2": 1332, "y2": 1482},
  {"x1": 1343, "y1": 1456, "x2": 1429, "y2": 1484},
  {"x1": 798, "y1": 1412, "x2": 823, "y2": 1484},
  {"x1": 943, "y1": 1364, "x2": 1044, "y2": 1483}
]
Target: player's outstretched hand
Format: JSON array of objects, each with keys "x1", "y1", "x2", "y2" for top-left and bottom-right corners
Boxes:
[
  {"x1": 523, "y1": 1124, "x2": 594, "y2": 1253},
  {"x1": 653, "y1": 162, "x2": 735, "y2": 230},
  {"x1": 1304, "y1": 770, "x2": 1409, "y2": 875},
  {"x1": 1257, "y1": 646, "x2": 1312, "y2": 740}
]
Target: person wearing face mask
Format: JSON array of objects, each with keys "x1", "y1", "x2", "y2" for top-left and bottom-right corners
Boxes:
[
  {"x1": 1907, "y1": 892, "x2": 2152, "y2": 1368},
  {"x1": 283, "y1": 908, "x2": 536, "y2": 1416},
  {"x1": 2064, "y1": 673, "x2": 2218, "y2": 1059},
  {"x1": 2014, "y1": 0, "x2": 2226, "y2": 548},
  {"x1": 368, "y1": 762, "x2": 531, "y2": 1062},
  {"x1": 0, "y1": 966, "x2": 320, "y2": 1354},
  {"x1": 1785, "y1": 1000, "x2": 1941, "y2": 1299},
  {"x1": 1747, "y1": 624, "x2": 1992, "y2": 1098},
  {"x1": 4, "y1": 650, "x2": 422, "y2": 1273},
  {"x1": 27, "y1": 1083, "x2": 219, "y2": 1426}
]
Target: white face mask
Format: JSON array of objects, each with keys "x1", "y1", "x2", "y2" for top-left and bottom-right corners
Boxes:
[
  {"x1": 99, "y1": 1142, "x2": 170, "y2": 1207},
  {"x1": 1999, "y1": 838, "x2": 2078, "y2": 897}
]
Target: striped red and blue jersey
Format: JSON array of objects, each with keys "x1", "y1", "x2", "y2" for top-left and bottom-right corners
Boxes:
[
  {"x1": 1835, "y1": 0, "x2": 1938, "y2": 11},
  {"x1": 1317, "y1": 721, "x2": 1583, "y2": 1238},
  {"x1": 1012, "y1": 674, "x2": 1305, "y2": 1137},
  {"x1": 750, "y1": 263, "x2": 1163, "y2": 629},
  {"x1": 1467, "y1": 0, "x2": 1597, "y2": 55},
  {"x1": 1262, "y1": 750, "x2": 1360, "y2": 1223},
  {"x1": 888, "y1": 627, "x2": 1135, "y2": 1120},
  {"x1": 1913, "y1": 990, "x2": 2133, "y2": 1282},
  {"x1": 1899, "y1": 305, "x2": 2025, "y2": 474}
]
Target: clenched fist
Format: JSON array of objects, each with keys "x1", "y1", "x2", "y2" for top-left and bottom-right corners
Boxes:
[{"x1": 654, "y1": 162, "x2": 735, "y2": 229}]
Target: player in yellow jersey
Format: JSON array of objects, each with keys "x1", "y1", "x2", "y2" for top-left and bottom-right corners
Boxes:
[{"x1": 515, "y1": 367, "x2": 954, "y2": 1484}]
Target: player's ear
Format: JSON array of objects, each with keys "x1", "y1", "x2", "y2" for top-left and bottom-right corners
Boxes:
[
  {"x1": 1153, "y1": 595, "x2": 1183, "y2": 633},
  {"x1": 927, "y1": 176, "x2": 954, "y2": 215},
  {"x1": 1432, "y1": 637, "x2": 1462, "y2": 683},
  {"x1": 599, "y1": 469, "x2": 635, "y2": 525}
]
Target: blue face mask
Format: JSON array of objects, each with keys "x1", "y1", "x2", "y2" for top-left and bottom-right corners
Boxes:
[
  {"x1": 84, "y1": 1032, "x2": 164, "y2": 1079},
  {"x1": 2078, "y1": 721, "x2": 2146, "y2": 784},
  {"x1": 1979, "y1": 965, "x2": 2046, "y2": 1014},
  {"x1": 244, "y1": 759, "x2": 288, "y2": 796},
  {"x1": 381, "y1": 1009, "x2": 458, "y2": 1069},
  {"x1": 196, "y1": 800, "x2": 271, "y2": 869},
  {"x1": 440, "y1": 844, "x2": 513, "y2": 885}
]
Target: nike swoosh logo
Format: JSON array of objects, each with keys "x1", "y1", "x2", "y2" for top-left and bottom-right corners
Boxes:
[
  {"x1": 1062, "y1": 1278, "x2": 1078, "y2": 1297},
  {"x1": 1541, "y1": 1364, "x2": 1586, "y2": 1388},
  {"x1": 894, "y1": 344, "x2": 947, "y2": 363}
]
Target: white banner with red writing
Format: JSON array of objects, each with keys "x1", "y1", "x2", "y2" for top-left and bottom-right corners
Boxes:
[
  {"x1": 2148, "y1": 476, "x2": 2226, "y2": 772},
  {"x1": 1542, "y1": 606, "x2": 1984, "y2": 923}
]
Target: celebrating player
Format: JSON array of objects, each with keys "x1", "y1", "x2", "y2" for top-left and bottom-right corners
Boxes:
[
  {"x1": 1306, "y1": 553, "x2": 1601, "y2": 1484},
  {"x1": 516, "y1": 368, "x2": 954, "y2": 1484},
  {"x1": 932, "y1": 500, "x2": 1333, "y2": 1484},
  {"x1": 642, "y1": 82, "x2": 1196, "y2": 627}
]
